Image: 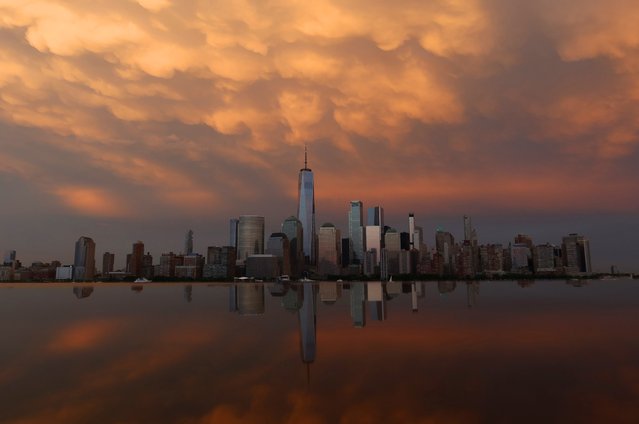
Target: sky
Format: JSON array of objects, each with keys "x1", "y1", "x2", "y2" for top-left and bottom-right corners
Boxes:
[{"x1": 0, "y1": 0, "x2": 638, "y2": 271}]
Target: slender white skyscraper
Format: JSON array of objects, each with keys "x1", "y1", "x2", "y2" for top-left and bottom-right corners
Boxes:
[
  {"x1": 297, "y1": 147, "x2": 316, "y2": 264},
  {"x1": 408, "y1": 213, "x2": 415, "y2": 249}
]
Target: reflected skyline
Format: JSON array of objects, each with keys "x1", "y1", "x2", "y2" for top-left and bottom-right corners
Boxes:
[{"x1": 2, "y1": 279, "x2": 639, "y2": 423}]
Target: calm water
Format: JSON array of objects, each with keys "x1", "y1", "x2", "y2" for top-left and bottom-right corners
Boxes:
[{"x1": 1, "y1": 279, "x2": 638, "y2": 423}]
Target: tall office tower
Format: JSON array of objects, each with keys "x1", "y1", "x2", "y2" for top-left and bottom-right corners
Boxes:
[
  {"x1": 409, "y1": 213, "x2": 415, "y2": 249},
  {"x1": 185, "y1": 229, "x2": 194, "y2": 255},
  {"x1": 341, "y1": 238, "x2": 351, "y2": 267},
  {"x1": 463, "y1": 215, "x2": 478, "y2": 243},
  {"x1": 297, "y1": 147, "x2": 316, "y2": 264},
  {"x1": 367, "y1": 206, "x2": 384, "y2": 227},
  {"x1": 282, "y1": 216, "x2": 304, "y2": 278},
  {"x1": 129, "y1": 241, "x2": 145, "y2": 277},
  {"x1": 237, "y1": 215, "x2": 265, "y2": 262},
  {"x1": 400, "y1": 232, "x2": 411, "y2": 251},
  {"x1": 365, "y1": 225, "x2": 382, "y2": 266},
  {"x1": 102, "y1": 252, "x2": 115, "y2": 275},
  {"x1": 384, "y1": 228, "x2": 401, "y2": 275},
  {"x1": 534, "y1": 243, "x2": 556, "y2": 272},
  {"x1": 458, "y1": 241, "x2": 475, "y2": 277},
  {"x1": 562, "y1": 233, "x2": 592, "y2": 273},
  {"x1": 229, "y1": 219, "x2": 239, "y2": 248},
  {"x1": 511, "y1": 243, "x2": 531, "y2": 272},
  {"x1": 435, "y1": 230, "x2": 455, "y2": 268},
  {"x1": 480, "y1": 244, "x2": 504, "y2": 272},
  {"x1": 463, "y1": 215, "x2": 472, "y2": 241},
  {"x1": 414, "y1": 225, "x2": 424, "y2": 251},
  {"x1": 385, "y1": 229, "x2": 401, "y2": 252},
  {"x1": 415, "y1": 225, "x2": 428, "y2": 252},
  {"x1": 266, "y1": 233, "x2": 291, "y2": 276},
  {"x1": 317, "y1": 223, "x2": 341, "y2": 275},
  {"x1": 207, "y1": 246, "x2": 220, "y2": 264},
  {"x1": 73, "y1": 236, "x2": 96, "y2": 281},
  {"x1": 142, "y1": 252, "x2": 154, "y2": 279},
  {"x1": 203, "y1": 246, "x2": 237, "y2": 279},
  {"x1": 3, "y1": 250, "x2": 16, "y2": 266},
  {"x1": 348, "y1": 200, "x2": 365, "y2": 265}
]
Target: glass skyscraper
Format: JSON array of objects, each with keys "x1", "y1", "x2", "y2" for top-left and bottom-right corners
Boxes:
[
  {"x1": 297, "y1": 148, "x2": 315, "y2": 264},
  {"x1": 348, "y1": 200, "x2": 365, "y2": 265},
  {"x1": 73, "y1": 236, "x2": 95, "y2": 281},
  {"x1": 282, "y1": 216, "x2": 304, "y2": 278},
  {"x1": 237, "y1": 215, "x2": 265, "y2": 262}
]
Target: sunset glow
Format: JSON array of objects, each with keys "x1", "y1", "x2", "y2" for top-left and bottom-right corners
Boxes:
[{"x1": 0, "y1": 0, "x2": 637, "y2": 267}]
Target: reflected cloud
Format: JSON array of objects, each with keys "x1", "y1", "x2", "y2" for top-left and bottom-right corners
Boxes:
[
  {"x1": 3, "y1": 282, "x2": 639, "y2": 423},
  {"x1": 46, "y1": 319, "x2": 123, "y2": 353}
]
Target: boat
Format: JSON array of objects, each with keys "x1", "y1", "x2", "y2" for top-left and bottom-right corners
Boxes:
[
  {"x1": 277, "y1": 275, "x2": 291, "y2": 282},
  {"x1": 133, "y1": 278, "x2": 151, "y2": 283},
  {"x1": 234, "y1": 276, "x2": 255, "y2": 282}
]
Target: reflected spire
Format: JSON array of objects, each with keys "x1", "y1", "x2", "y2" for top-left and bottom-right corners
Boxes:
[{"x1": 298, "y1": 282, "x2": 316, "y2": 389}]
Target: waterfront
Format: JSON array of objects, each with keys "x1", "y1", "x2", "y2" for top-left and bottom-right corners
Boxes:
[{"x1": 1, "y1": 279, "x2": 638, "y2": 423}]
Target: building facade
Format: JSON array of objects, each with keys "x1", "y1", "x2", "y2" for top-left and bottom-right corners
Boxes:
[
  {"x1": 73, "y1": 236, "x2": 95, "y2": 281},
  {"x1": 282, "y1": 216, "x2": 304, "y2": 278},
  {"x1": 237, "y1": 215, "x2": 265, "y2": 262},
  {"x1": 348, "y1": 200, "x2": 365, "y2": 266},
  {"x1": 317, "y1": 223, "x2": 341, "y2": 276},
  {"x1": 562, "y1": 234, "x2": 592, "y2": 273},
  {"x1": 297, "y1": 149, "x2": 316, "y2": 264}
]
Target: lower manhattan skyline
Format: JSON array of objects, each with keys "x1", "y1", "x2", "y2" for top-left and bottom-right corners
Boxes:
[
  {"x1": 0, "y1": 0, "x2": 638, "y2": 271},
  {"x1": 2, "y1": 2, "x2": 639, "y2": 423}
]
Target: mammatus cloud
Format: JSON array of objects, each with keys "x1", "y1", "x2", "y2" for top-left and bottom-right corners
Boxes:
[{"x1": 0, "y1": 0, "x2": 638, "y2": 226}]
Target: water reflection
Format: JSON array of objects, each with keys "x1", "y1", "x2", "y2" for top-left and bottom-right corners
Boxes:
[
  {"x1": 3, "y1": 279, "x2": 639, "y2": 423},
  {"x1": 72, "y1": 286, "x2": 93, "y2": 299},
  {"x1": 318, "y1": 283, "x2": 341, "y2": 304},
  {"x1": 466, "y1": 281, "x2": 479, "y2": 308},
  {"x1": 236, "y1": 283, "x2": 265, "y2": 315},
  {"x1": 298, "y1": 283, "x2": 316, "y2": 366},
  {"x1": 438, "y1": 280, "x2": 456, "y2": 294},
  {"x1": 367, "y1": 282, "x2": 386, "y2": 320},
  {"x1": 350, "y1": 282, "x2": 366, "y2": 328},
  {"x1": 184, "y1": 285, "x2": 192, "y2": 302}
]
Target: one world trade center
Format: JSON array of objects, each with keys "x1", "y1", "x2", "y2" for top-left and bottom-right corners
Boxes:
[{"x1": 297, "y1": 147, "x2": 316, "y2": 265}]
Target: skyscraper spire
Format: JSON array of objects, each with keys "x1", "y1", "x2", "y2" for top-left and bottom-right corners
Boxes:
[{"x1": 304, "y1": 144, "x2": 308, "y2": 170}]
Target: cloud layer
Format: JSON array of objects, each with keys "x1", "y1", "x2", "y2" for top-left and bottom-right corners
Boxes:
[{"x1": 0, "y1": 0, "x2": 638, "y2": 265}]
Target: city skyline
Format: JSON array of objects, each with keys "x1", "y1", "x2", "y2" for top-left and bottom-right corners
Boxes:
[
  {"x1": 0, "y1": 1, "x2": 638, "y2": 270},
  {"x1": 0, "y1": 147, "x2": 620, "y2": 274}
]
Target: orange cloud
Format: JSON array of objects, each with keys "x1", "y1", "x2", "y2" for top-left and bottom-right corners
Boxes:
[
  {"x1": 52, "y1": 186, "x2": 132, "y2": 218},
  {"x1": 0, "y1": 0, "x2": 638, "y2": 226}
]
